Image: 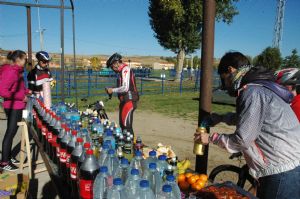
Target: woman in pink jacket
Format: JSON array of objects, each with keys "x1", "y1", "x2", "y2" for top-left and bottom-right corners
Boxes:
[{"x1": 0, "y1": 50, "x2": 27, "y2": 171}]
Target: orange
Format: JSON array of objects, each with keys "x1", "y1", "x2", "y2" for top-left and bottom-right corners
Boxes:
[
  {"x1": 195, "y1": 179, "x2": 206, "y2": 188},
  {"x1": 191, "y1": 183, "x2": 203, "y2": 191},
  {"x1": 187, "y1": 175, "x2": 198, "y2": 185},
  {"x1": 185, "y1": 173, "x2": 193, "y2": 179},
  {"x1": 179, "y1": 181, "x2": 190, "y2": 191},
  {"x1": 192, "y1": 175, "x2": 200, "y2": 181},
  {"x1": 199, "y1": 174, "x2": 208, "y2": 182},
  {"x1": 177, "y1": 174, "x2": 186, "y2": 183}
]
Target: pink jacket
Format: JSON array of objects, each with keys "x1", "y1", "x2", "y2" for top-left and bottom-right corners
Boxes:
[{"x1": 0, "y1": 64, "x2": 26, "y2": 110}]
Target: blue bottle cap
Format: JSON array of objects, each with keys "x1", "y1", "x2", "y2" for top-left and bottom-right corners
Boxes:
[
  {"x1": 166, "y1": 175, "x2": 175, "y2": 182},
  {"x1": 100, "y1": 166, "x2": 108, "y2": 173},
  {"x1": 106, "y1": 131, "x2": 113, "y2": 137},
  {"x1": 158, "y1": 155, "x2": 167, "y2": 161},
  {"x1": 135, "y1": 150, "x2": 142, "y2": 156},
  {"x1": 149, "y1": 162, "x2": 157, "y2": 169},
  {"x1": 108, "y1": 149, "x2": 115, "y2": 155},
  {"x1": 162, "y1": 185, "x2": 172, "y2": 193},
  {"x1": 102, "y1": 144, "x2": 109, "y2": 150},
  {"x1": 113, "y1": 178, "x2": 123, "y2": 186},
  {"x1": 121, "y1": 158, "x2": 129, "y2": 165},
  {"x1": 140, "y1": 180, "x2": 149, "y2": 188},
  {"x1": 149, "y1": 150, "x2": 156, "y2": 157},
  {"x1": 131, "y1": 169, "x2": 139, "y2": 175}
]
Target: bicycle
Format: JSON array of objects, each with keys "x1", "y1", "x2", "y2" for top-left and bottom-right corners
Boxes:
[
  {"x1": 208, "y1": 152, "x2": 257, "y2": 194},
  {"x1": 81, "y1": 98, "x2": 109, "y2": 120}
]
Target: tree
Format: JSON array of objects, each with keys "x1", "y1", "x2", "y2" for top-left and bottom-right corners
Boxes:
[
  {"x1": 90, "y1": 57, "x2": 101, "y2": 70},
  {"x1": 283, "y1": 49, "x2": 300, "y2": 68},
  {"x1": 149, "y1": 0, "x2": 239, "y2": 80},
  {"x1": 254, "y1": 47, "x2": 282, "y2": 70},
  {"x1": 193, "y1": 55, "x2": 201, "y2": 69}
]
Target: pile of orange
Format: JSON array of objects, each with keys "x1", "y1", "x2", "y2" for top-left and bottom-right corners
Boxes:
[{"x1": 178, "y1": 173, "x2": 208, "y2": 191}]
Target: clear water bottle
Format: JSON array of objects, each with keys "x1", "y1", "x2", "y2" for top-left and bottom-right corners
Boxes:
[
  {"x1": 113, "y1": 158, "x2": 130, "y2": 183},
  {"x1": 143, "y1": 150, "x2": 158, "y2": 171},
  {"x1": 164, "y1": 175, "x2": 181, "y2": 199},
  {"x1": 156, "y1": 155, "x2": 168, "y2": 177},
  {"x1": 143, "y1": 163, "x2": 162, "y2": 197},
  {"x1": 103, "y1": 130, "x2": 116, "y2": 149},
  {"x1": 130, "y1": 150, "x2": 144, "y2": 175},
  {"x1": 98, "y1": 143, "x2": 110, "y2": 166},
  {"x1": 93, "y1": 166, "x2": 112, "y2": 199},
  {"x1": 103, "y1": 149, "x2": 119, "y2": 176},
  {"x1": 138, "y1": 180, "x2": 155, "y2": 199},
  {"x1": 107, "y1": 178, "x2": 127, "y2": 199},
  {"x1": 125, "y1": 169, "x2": 141, "y2": 198},
  {"x1": 157, "y1": 185, "x2": 176, "y2": 199}
]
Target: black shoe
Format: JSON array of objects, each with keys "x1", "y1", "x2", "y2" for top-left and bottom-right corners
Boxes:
[
  {"x1": 10, "y1": 158, "x2": 20, "y2": 165},
  {"x1": 0, "y1": 162, "x2": 19, "y2": 172}
]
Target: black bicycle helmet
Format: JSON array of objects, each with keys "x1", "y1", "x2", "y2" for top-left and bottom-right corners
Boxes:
[
  {"x1": 36, "y1": 51, "x2": 51, "y2": 62},
  {"x1": 106, "y1": 53, "x2": 122, "y2": 68}
]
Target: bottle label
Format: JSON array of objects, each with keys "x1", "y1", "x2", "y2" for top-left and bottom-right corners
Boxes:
[
  {"x1": 56, "y1": 147, "x2": 60, "y2": 158},
  {"x1": 66, "y1": 153, "x2": 71, "y2": 168},
  {"x1": 70, "y1": 163, "x2": 77, "y2": 179},
  {"x1": 42, "y1": 126, "x2": 47, "y2": 136},
  {"x1": 47, "y1": 131, "x2": 53, "y2": 143},
  {"x1": 79, "y1": 179, "x2": 93, "y2": 199},
  {"x1": 52, "y1": 135, "x2": 58, "y2": 147},
  {"x1": 60, "y1": 149, "x2": 67, "y2": 163}
]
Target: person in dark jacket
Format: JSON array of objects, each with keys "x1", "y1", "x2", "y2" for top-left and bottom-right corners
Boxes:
[
  {"x1": 0, "y1": 50, "x2": 27, "y2": 171},
  {"x1": 195, "y1": 52, "x2": 300, "y2": 199},
  {"x1": 105, "y1": 53, "x2": 139, "y2": 135}
]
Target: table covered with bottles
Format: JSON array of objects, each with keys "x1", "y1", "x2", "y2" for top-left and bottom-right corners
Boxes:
[{"x1": 26, "y1": 98, "x2": 256, "y2": 199}]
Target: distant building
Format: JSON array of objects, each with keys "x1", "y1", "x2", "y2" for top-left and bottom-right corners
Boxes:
[
  {"x1": 152, "y1": 62, "x2": 175, "y2": 70},
  {"x1": 100, "y1": 60, "x2": 142, "y2": 68}
]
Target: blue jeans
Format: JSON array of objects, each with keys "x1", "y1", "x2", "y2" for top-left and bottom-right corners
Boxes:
[{"x1": 257, "y1": 166, "x2": 300, "y2": 199}]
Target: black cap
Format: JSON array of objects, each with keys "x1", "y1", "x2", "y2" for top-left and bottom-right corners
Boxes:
[{"x1": 106, "y1": 53, "x2": 122, "y2": 68}]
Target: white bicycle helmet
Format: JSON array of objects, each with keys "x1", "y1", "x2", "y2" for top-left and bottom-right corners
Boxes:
[{"x1": 275, "y1": 68, "x2": 300, "y2": 85}]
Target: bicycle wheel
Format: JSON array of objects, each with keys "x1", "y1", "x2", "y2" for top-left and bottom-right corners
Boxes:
[{"x1": 209, "y1": 164, "x2": 256, "y2": 189}]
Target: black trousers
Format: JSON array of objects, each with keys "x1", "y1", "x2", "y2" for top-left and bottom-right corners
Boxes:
[
  {"x1": 1, "y1": 109, "x2": 22, "y2": 163},
  {"x1": 119, "y1": 100, "x2": 137, "y2": 135}
]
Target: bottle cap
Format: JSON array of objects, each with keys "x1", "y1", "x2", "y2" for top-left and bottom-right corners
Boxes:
[
  {"x1": 149, "y1": 150, "x2": 156, "y2": 157},
  {"x1": 108, "y1": 149, "x2": 115, "y2": 155},
  {"x1": 100, "y1": 166, "x2": 108, "y2": 173},
  {"x1": 158, "y1": 155, "x2": 167, "y2": 161},
  {"x1": 131, "y1": 169, "x2": 139, "y2": 175},
  {"x1": 83, "y1": 142, "x2": 91, "y2": 149},
  {"x1": 166, "y1": 175, "x2": 175, "y2": 182},
  {"x1": 113, "y1": 178, "x2": 123, "y2": 186},
  {"x1": 162, "y1": 185, "x2": 172, "y2": 193},
  {"x1": 140, "y1": 180, "x2": 149, "y2": 188},
  {"x1": 76, "y1": 137, "x2": 83, "y2": 143},
  {"x1": 149, "y1": 163, "x2": 156, "y2": 169},
  {"x1": 102, "y1": 144, "x2": 109, "y2": 150},
  {"x1": 135, "y1": 150, "x2": 142, "y2": 156},
  {"x1": 86, "y1": 149, "x2": 93, "y2": 155},
  {"x1": 121, "y1": 158, "x2": 129, "y2": 165},
  {"x1": 72, "y1": 130, "x2": 77, "y2": 136}
]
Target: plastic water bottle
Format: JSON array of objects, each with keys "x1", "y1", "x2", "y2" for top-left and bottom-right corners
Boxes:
[
  {"x1": 107, "y1": 178, "x2": 127, "y2": 199},
  {"x1": 164, "y1": 175, "x2": 181, "y2": 199},
  {"x1": 138, "y1": 180, "x2": 155, "y2": 199},
  {"x1": 156, "y1": 155, "x2": 168, "y2": 177},
  {"x1": 93, "y1": 166, "x2": 112, "y2": 199},
  {"x1": 103, "y1": 130, "x2": 116, "y2": 149},
  {"x1": 157, "y1": 185, "x2": 176, "y2": 199},
  {"x1": 143, "y1": 163, "x2": 162, "y2": 197},
  {"x1": 113, "y1": 158, "x2": 130, "y2": 183},
  {"x1": 143, "y1": 150, "x2": 158, "y2": 171},
  {"x1": 130, "y1": 150, "x2": 143, "y2": 171},
  {"x1": 103, "y1": 149, "x2": 119, "y2": 176},
  {"x1": 98, "y1": 143, "x2": 110, "y2": 166},
  {"x1": 125, "y1": 169, "x2": 141, "y2": 198}
]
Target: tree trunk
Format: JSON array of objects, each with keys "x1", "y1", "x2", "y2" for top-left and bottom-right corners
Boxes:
[{"x1": 175, "y1": 49, "x2": 185, "y2": 81}]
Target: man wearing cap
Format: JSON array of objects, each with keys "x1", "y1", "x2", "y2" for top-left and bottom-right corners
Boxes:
[{"x1": 105, "y1": 53, "x2": 139, "y2": 135}]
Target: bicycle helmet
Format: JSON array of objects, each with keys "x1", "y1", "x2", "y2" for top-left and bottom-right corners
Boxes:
[
  {"x1": 36, "y1": 51, "x2": 51, "y2": 62},
  {"x1": 106, "y1": 53, "x2": 122, "y2": 68},
  {"x1": 275, "y1": 68, "x2": 300, "y2": 85}
]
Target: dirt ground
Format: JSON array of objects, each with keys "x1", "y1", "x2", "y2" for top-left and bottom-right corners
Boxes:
[{"x1": 108, "y1": 110, "x2": 243, "y2": 174}]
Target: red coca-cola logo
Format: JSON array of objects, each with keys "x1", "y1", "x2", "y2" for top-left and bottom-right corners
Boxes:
[
  {"x1": 79, "y1": 179, "x2": 93, "y2": 199},
  {"x1": 70, "y1": 163, "x2": 77, "y2": 179},
  {"x1": 66, "y1": 154, "x2": 71, "y2": 168},
  {"x1": 60, "y1": 149, "x2": 67, "y2": 163},
  {"x1": 51, "y1": 135, "x2": 58, "y2": 147},
  {"x1": 47, "y1": 131, "x2": 53, "y2": 142}
]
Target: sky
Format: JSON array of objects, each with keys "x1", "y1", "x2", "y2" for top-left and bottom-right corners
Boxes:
[{"x1": 0, "y1": 0, "x2": 299, "y2": 58}]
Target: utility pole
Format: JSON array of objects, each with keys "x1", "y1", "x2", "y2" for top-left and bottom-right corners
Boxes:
[
  {"x1": 26, "y1": 6, "x2": 33, "y2": 68},
  {"x1": 60, "y1": 0, "x2": 65, "y2": 101},
  {"x1": 196, "y1": 0, "x2": 216, "y2": 174}
]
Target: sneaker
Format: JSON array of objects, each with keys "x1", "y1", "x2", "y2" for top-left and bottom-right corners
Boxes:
[
  {"x1": 10, "y1": 158, "x2": 20, "y2": 165},
  {"x1": 0, "y1": 162, "x2": 19, "y2": 172}
]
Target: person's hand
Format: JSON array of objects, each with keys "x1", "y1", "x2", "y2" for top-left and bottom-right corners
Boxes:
[
  {"x1": 105, "y1": 88, "x2": 113, "y2": 95},
  {"x1": 194, "y1": 132, "x2": 210, "y2": 145},
  {"x1": 23, "y1": 96, "x2": 28, "y2": 102}
]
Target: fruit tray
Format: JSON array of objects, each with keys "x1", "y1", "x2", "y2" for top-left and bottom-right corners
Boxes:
[{"x1": 192, "y1": 181, "x2": 258, "y2": 199}]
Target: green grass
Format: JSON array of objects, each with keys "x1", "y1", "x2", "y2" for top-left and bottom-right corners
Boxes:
[{"x1": 59, "y1": 92, "x2": 235, "y2": 121}]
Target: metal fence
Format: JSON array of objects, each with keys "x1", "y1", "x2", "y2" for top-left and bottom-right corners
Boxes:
[{"x1": 50, "y1": 69, "x2": 220, "y2": 99}]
